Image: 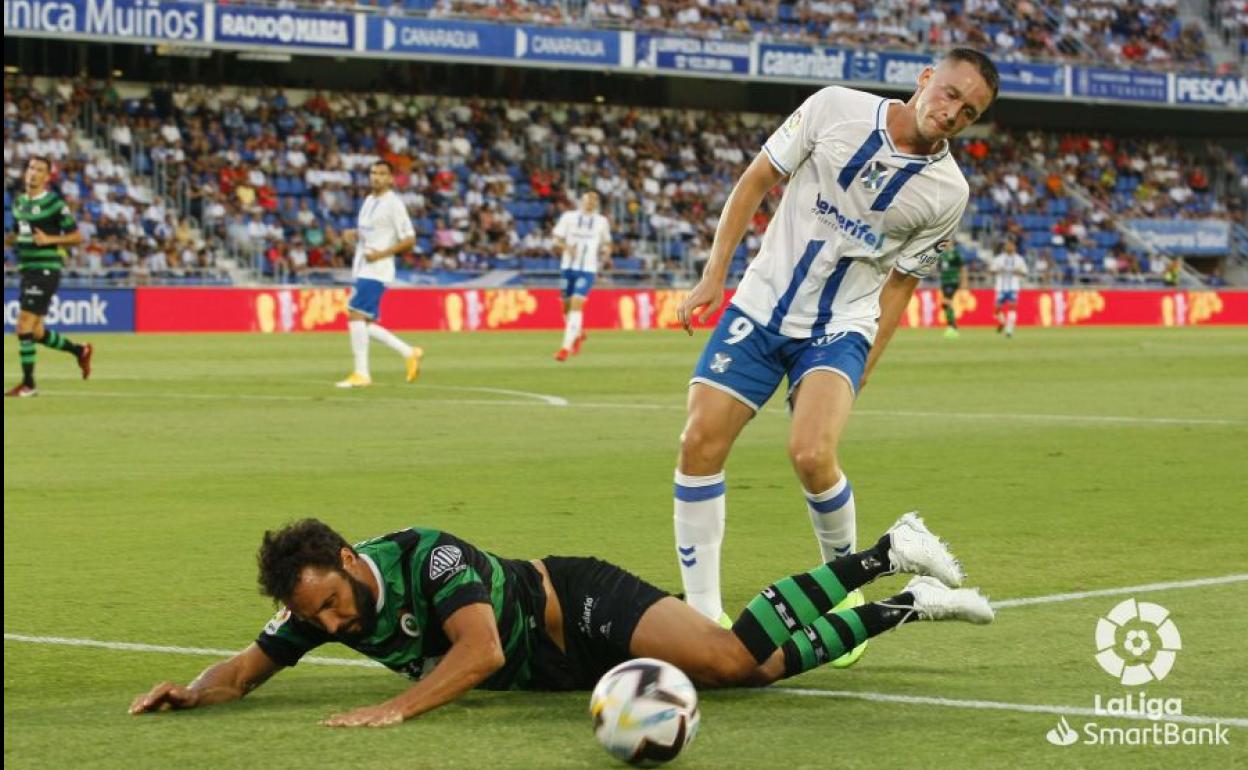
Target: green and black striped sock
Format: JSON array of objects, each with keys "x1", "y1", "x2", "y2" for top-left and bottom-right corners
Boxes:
[
  {"x1": 731, "y1": 535, "x2": 892, "y2": 664},
  {"x1": 40, "y1": 329, "x2": 83, "y2": 357},
  {"x1": 18, "y1": 333, "x2": 36, "y2": 387},
  {"x1": 944, "y1": 303, "x2": 957, "y2": 328},
  {"x1": 778, "y1": 593, "x2": 917, "y2": 678}
]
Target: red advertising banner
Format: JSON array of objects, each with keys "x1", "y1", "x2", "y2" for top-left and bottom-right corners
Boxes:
[
  {"x1": 901, "y1": 289, "x2": 1248, "y2": 328},
  {"x1": 135, "y1": 287, "x2": 1248, "y2": 333}
]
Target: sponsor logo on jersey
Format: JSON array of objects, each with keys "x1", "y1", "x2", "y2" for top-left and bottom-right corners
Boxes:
[
  {"x1": 709, "y1": 352, "x2": 732, "y2": 373},
  {"x1": 781, "y1": 109, "x2": 802, "y2": 139},
  {"x1": 428, "y1": 544, "x2": 464, "y2": 581},
  {"x1": 399, "y1": 612, "x2": 422, "y2": 638},
  {"x1": 811, "y1": 192, "x2": 886, "y2": 250},
  {"x1": 858, "y1": 160, "x2": 890, "y2": 192},
  {"x1": 264, "y1": 606, "x2": 292, "y2": 636}
]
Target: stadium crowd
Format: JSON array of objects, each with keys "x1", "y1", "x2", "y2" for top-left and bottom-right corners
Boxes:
[
  {"x1": 5, "y1": 75, "x2": 1245, "y2": 287},
  {"x1": 349, "y1": 0, "x2": 1231, "y2": 72}
]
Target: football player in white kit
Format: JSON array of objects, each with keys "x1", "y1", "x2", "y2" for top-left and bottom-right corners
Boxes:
[
  {"x1": 670, "y1": 49, "x2": 998, "y2": 666},
  {"x1": 336, "y1": 161, "x2": 423, "y2": 388},
  {"x1": 552, "y1": 192, "x2": 612, "y2": 361},
  {"x1": 990, "y1": 238, "x2": 1028, "y2": 338}
]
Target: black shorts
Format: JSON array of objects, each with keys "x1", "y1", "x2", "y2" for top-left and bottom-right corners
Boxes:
[
  {"x1": 940, "y1": 283, "x2": 958, "y2": 300},
  {"x1": 526, "y1": 556, "x2": 669, "y2": 691},
  {"x1": 19, "y1": 269, "x2": 61, "y2": 316}
]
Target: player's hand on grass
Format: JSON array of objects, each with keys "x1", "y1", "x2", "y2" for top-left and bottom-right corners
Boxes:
[
  {"x1": 320, "y1": 704, "x2": 404, "y2": 728},
  {"x1": 676, "y1": 277, "x2": 726, "y2": 335},
  {"x1": 129, "y1": 681, "x2": 200, "y2": 714}
]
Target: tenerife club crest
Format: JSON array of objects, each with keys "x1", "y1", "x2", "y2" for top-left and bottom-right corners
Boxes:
[{"x1": 859, "y1": 160, "x2": 890, "y2": 192}]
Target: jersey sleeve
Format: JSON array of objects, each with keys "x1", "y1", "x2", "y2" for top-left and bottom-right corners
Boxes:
[
  {"x1": 412, "y1": 533, "x2": 493, "y2": 623},
  {"x1": 893, "y1": 192, "x2": 968, "y2": 278},
  {"x1": 254, "y1": 605, "x2": 330, "y2": 667},
  {"x1": 390, "y1": 196, "x2": 414, "y2": 241},
  {"x1": 762, "y1": 86, "x2": 841, "y2": 177},
  {"x1": 597, "y1": 216, "x2": 612, "y2": 244},
  {"x1": 552, "y1": 212, "x2": 570, "y2": 239}
]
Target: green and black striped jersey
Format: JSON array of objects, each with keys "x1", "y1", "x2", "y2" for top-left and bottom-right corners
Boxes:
[
  {"x1": 255, "y1": 527, "x2": 547, "y2": 690},
  {"x1": 11, "y1": 191, "x2": 77, "y2": 271}
]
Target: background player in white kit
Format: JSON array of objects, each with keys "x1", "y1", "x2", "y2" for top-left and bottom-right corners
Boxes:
[
  {"x1": 990, "y1": 239, "x2": 1028, "y2": 338},
  {"x1": 670, "y1": 49, "x2": 998, "y2": 666},
  {"x1": 336, "y1": 161, "x2": 423, "y2": 389},
  {"x1": 551, "y1": 192, "x2": 612, "y2": 361}
]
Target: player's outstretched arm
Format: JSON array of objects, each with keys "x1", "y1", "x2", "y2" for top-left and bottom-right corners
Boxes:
[
  {"x1": 677, "y1": 151, "x2": 785, "y2": 334},
  {"x1": 129, "y1": 643, "x2": 283, "y2": 715},
  {"x1": 861, "y1": 268, "x2": 920, "y2": 391},
  {"x1": 321, "y1": 603, "x2": 504, "y2": 728}
]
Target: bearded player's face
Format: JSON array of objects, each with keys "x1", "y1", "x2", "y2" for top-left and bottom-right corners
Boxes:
[{"x1": 288, "y1": 564, "x2": 378, "y2": 641}]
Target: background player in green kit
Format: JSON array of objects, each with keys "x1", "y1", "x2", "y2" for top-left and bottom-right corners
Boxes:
[
  {"x1": 130, "y1": 515, "x2": 992, "y2": 727},
  {"x1": 938, "y1": 245, "x2": 967, "y2": 339},
  {"x1": 7, "y1": 156, "x2": 93, "y2": 398}
]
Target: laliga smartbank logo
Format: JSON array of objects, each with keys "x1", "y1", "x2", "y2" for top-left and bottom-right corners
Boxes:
[{"x1": 1043, "y1": 599, "x2": 1231, "y2": 748}]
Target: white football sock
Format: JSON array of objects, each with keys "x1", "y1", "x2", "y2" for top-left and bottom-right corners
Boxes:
[
  {"x1": 674, "y1": 469, "x2": 726, "y2": 621},
  {"x1": 368, "y1": 322, "x2": 414, "y2": 358},
  {"x1": 561, "y1": 309, "x2": 583, "y2": 350},
  {"x1": 348, "y1": 319, "x2": 370, "y2": 377},
  {"x1": 805, "y1": 475, "x2": 856, "y2": 563},
  {"x1": 1006, "y1": 310, "x2": 1017, "y2": 335}
]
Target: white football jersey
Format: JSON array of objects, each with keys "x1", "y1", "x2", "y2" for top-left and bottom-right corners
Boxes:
[
  {"x1": 991, "y1": 253, "x2": 1028, "y2": 293},
  {"x1": 553, "y1": 210, "x2": 611, "y2": 273},
  {"x1": 353, "y1": 190, "x2": 415, "y2": 284},
  {"x1": 733, "y1": 86, "x2": 969, "y2": 342}
]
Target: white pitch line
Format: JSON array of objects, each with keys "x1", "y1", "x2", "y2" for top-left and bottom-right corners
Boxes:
[
  {"x1": 4, "y1": 632, "x2": 1244, "y2": 728},
  {"x1": 767, "y1": 688, "x2": 1248, "y2": 728},
  {"x1": 991, "y1": 574, "x2": 1248, "y2": 609},
  {"x1": 423, "y1": 385, "x2": 568, "y2": 407},
  {"x1": 1, "y1": 633, "x2": 382, "y2": 668}
]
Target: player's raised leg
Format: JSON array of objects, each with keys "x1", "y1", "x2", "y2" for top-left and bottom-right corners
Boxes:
[
  {"x1": 366, "y1": 322, "x2": 423, "y2": 383},
  {"x1": 36, "y1": 319, "x2": 92, "y2": 379},
  {"x1": 632, "y1": 514, "x2": 987, "y2": 688}
]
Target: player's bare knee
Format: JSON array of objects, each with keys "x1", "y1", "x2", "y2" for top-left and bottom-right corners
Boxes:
[
  {"x1": 789, "y1": 444, "x2": 840, "y2": 488},
  {"x1": 678, "y1": 423, "x2": 728, "y2": 472}
]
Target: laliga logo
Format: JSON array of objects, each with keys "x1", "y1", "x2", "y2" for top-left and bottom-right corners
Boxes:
[{"x1": 1094, "y1": 599, "x2": 1181, "y2": 685}]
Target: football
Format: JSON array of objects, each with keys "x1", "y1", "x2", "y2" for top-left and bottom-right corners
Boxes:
[{"x1": 589, "y1": 658, "x2": 701, "y2": 767}]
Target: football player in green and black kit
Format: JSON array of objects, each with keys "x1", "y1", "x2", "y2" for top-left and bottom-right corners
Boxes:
[
  {"x1": 131, "y1": 516, "x2": 993, "y2": 727},
  {"x1": 938, "y1": 244, "x2": 967, "y2": 339},
  {"x1": 7, "y1": 156, "x2": 93, "y2": 398}
]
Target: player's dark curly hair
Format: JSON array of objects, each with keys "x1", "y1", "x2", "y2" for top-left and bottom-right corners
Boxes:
[
  {"x1": 945, "y1": 48, "x2": 1000, "y2": 102},
  {"x1": 257, "y1": 518, "x2": 352, "y2": 603}
]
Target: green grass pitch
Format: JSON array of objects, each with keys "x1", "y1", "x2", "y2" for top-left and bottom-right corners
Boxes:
[{"x1": 5, "y1": 326, "x2": 1247, "y2": 769}]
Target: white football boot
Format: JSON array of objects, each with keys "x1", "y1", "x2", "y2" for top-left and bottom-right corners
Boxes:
[
  {"x1": 898, "y1": 576, "x2": 995, "y2": 625},
  {"x1": 885, "y1": 512, "x2": 965, "y2": 588}
]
